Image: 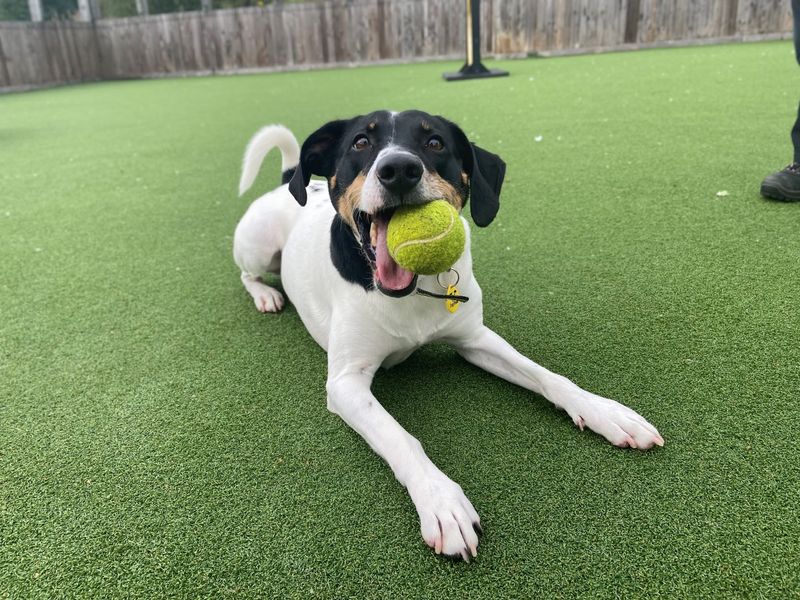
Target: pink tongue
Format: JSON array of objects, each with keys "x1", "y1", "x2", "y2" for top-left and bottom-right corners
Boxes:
[{"x1": 375, "y1": 219, "x2": 415, "y2": 291}]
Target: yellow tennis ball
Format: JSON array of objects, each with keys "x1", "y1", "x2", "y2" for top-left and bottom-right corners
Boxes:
[{"x1": 387, "y1": 200, "x2": 466, "y2": 275}]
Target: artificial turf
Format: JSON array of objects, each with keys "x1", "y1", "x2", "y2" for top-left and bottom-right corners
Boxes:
[{"x1": 2, "y1": 41, "x2": 799, "y2": 598}]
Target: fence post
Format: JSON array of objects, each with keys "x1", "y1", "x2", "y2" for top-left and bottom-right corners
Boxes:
[
  {"x1": 77, "y1": 0, "x2": 101, "y2": 21},
  {"x1": 624, "y1": 0, "x2": 640, "y2": 44},
  {"x1": 78, "y1": 0, "x2": 91, "y2": 20},
  {"x1": 135, "y1": 0, "x2": 149, "y2": 16},
  {"x1": 0, "y1": 36, "x2": 10, "y2": 87},
  {"x1": 27, "y1": 0, "x2": 44, "y2": 21},
  {"x1": 201, "y1": 0, "x2": 212, "y2": 11}
]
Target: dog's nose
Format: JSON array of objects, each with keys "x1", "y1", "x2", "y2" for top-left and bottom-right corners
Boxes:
[{"x1": 376, "y1": 155, "x2": 423, "y2": 194}]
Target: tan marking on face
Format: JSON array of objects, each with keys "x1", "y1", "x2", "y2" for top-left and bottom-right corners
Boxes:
[
  {"x1": 338, "y1": 173, "x2": 366, "y2": 233},
  {"x1": 461, "y1": 171, "x2": 469, "y2": 186},
  {"x1": 421, "y1": 120, "x2": 431, "y2": 131},
  {"x1": 330, "y1": 175, "x2": 337, "y2": 189},
  {"x1": 425, "y1": 172, "x2": 464, "y2": 210},
  {"x1": 368, "y1": 122, "x2": 376, "y2": 131}
]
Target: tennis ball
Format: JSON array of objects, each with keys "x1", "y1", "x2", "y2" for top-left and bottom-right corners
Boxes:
[{"x1": 387, "y1": 200, "x2": 466, "y2": 275}]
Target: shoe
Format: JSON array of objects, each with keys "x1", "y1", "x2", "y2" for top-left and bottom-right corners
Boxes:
[{"x1": 760, "y1": 163, "x2": 800, "y2": 201}]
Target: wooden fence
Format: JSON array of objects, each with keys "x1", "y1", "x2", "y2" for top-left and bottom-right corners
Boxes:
[
  {"x1": 0, "y1": 20, "x2": 101, "y2": 88},
  {"x1": 0, "y1": 0, "x2": 793, "y2": 91}
]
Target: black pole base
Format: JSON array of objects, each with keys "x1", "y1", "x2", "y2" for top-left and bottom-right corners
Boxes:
[{"x1": 443, "y1": 62, "x2": 509, "y2": 81}]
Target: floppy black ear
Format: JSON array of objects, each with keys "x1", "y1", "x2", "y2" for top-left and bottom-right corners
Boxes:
[
  {"x1": 467, "y1": 144, "x2": 506, "y2": 227},
  {"x1": 443, "y1": 120, "x2": 506, "y2": 227},
  {"x1": 288, "y1": 119, "x2": 349, "y2": 206}
]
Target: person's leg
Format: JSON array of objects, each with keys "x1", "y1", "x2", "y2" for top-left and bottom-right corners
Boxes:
[
  {"x1": 793, "y1": 102, "x2": 800, "y2": 165},
  {"x1": 793, "y1": 0, "x2": 800, "y2": 163},
  {"x1": 794, "y1": 0, "x2": 800, "y2": 64},
  {"x1": 760, "y1": 0, "x2": 800, "y2": 200}
]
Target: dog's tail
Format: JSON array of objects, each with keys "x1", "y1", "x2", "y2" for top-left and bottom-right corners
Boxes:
[{"x1": 238, "y1": 125, "x2": 301, "y2": 197}]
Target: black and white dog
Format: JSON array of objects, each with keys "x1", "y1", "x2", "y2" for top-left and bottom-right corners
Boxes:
[{"x1": 233, "y1": 110, "x2": 663, "y2": 561}]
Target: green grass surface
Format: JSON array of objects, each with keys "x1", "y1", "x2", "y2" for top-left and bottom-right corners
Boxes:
[{"x1": 2, "y1": 42, "x2": 800, "y2": 598}]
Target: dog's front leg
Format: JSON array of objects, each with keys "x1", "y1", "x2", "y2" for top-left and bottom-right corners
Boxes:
[
  {"x1": 326, "y1": 367, "x2": 481, "y2": 560},
  {"x1": 451, "y1": 325, "x2": 664, "y2": 450}
]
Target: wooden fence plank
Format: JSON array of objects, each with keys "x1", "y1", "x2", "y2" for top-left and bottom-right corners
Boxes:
[{"x1": 0, "y1": 34, "x2": 11, "y2": 87}]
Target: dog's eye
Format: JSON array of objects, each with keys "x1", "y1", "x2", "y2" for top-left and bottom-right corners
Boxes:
[
  {"x1": 425, "y1": 137, "x2": 444, "y2": 152},
  {"x1": 352, "y1": 135, "x2": 370, "y2": 151}
]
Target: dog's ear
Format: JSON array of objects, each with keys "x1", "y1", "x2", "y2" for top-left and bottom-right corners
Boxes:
[
  {"x1": 289, "y1": 119, "x2": 349, "y2": 206},
  {"x1": 467, "y1": 144, "x2": 506, "y2": 227},
  {"x1": 442, "y1": 119, "x2": 506, "y2": 227}
]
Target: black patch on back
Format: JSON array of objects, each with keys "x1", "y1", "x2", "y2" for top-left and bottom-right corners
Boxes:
[
  {"x1": 281, "y1": 167, "x2": 296, "y2": 185},
  {"x1": 329, "y1": 215, "x2": 374, "y2": 292}
]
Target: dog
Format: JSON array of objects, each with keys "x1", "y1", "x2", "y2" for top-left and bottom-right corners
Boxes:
[{"x1": 233, "y1": 110, "x2": 664, "y2": 561}]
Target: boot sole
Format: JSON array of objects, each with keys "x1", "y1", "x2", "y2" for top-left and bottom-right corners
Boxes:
[{"x1": 760, "y1": 182, "x2": 800, "y2": 202}]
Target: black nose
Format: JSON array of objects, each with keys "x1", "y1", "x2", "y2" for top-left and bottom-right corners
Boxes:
[{"x1": 377, "y1": 155, "x2": 423, "y2": 194}]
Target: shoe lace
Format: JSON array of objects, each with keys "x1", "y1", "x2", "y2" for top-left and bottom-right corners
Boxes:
[{"x1": 786, "y1": 163, "x2": 800, "y2": 174}]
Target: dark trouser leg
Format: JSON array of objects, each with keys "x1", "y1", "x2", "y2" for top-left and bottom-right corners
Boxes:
[
  {"x1": 760, "y1": 2, "x2": 800, "y2": 199},
  {"x1": 793, "y1": 0, "x2": 800, "y2": 162},
  {"x1": 794, "y1": 0, "x2": 800, "y2": 64},
  {"x1": 793, "y1": 103, "x2": 800, "y2": 164}
]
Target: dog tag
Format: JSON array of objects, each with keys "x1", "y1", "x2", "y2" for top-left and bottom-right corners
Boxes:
[{"x1": 445, "y1": 285, "x2": 461, "y2": 313}]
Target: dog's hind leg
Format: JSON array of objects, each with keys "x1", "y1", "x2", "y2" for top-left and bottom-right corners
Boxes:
[
  {"x1": 234, "y1": 124, "x2": 302, "y2": 314},
  {"x1": 233, "y1": 191, "x2": 299, "y2": 314},
  {"x1": 240, "y1": 272, "x2": 285, "y2": 313}
]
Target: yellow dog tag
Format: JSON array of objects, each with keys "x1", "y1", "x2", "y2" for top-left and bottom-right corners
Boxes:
[{"x1": 445, "y1": 285, "x2": 461, "y2": 313}]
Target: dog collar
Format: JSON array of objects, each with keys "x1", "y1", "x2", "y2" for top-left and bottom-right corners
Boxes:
[
  {"x1": 358, "y1": 224, "x2": 468, "y2": 310},
  {"x1": 415, "y1": 270, "x2": 469, "y2": 313}
]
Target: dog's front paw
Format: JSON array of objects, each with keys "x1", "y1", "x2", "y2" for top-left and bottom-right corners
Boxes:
[
  {"x1": 408, "y1": 475, "x2": 481, "y2": 561},
  {"x1": 568, "y1": 390, "x2": 664, "y2": 450}
]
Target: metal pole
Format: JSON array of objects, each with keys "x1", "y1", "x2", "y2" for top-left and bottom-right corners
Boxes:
[{"x1": 443, "y1": 0, "x2": 508, "y2": 81}]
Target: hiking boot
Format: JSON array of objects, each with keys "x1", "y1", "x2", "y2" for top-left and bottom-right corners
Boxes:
[{"x1": 761, "y1": 163, "x2": 800, "y2": 201}]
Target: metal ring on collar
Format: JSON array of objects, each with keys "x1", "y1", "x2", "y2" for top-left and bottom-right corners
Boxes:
[{"x1": 436, "y1": 268, "x2": 460, "y2": 290}]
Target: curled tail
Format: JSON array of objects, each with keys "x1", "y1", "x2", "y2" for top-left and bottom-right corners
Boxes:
[{"x1": 238, "y1": 124, "x2": 301, "y2": 196}]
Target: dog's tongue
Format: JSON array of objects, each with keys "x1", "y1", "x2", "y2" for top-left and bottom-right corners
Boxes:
[{"x1": 374, "y1": 219, "x2": 415, "y2": 291}]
